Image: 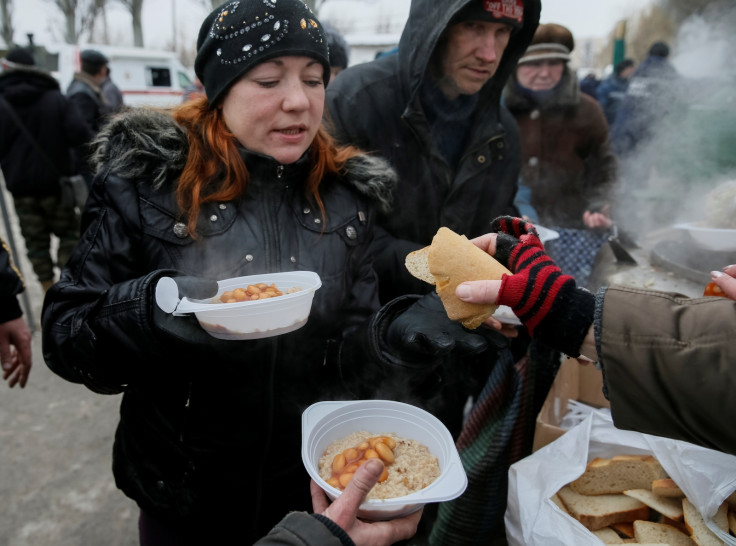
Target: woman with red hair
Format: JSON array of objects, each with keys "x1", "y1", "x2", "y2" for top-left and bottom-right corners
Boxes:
[{"x1": 40, "y1": 1, "x2": 486, "y2": 544}]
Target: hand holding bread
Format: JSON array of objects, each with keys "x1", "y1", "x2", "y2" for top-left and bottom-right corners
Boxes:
[{"x1": 405, "y1": 227, "x2": 510, "y2": 329}]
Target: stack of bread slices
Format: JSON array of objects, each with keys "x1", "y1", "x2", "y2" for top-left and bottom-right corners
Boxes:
[{"x1": 552, "y1": 454, "x2": 736, "y2": 544}]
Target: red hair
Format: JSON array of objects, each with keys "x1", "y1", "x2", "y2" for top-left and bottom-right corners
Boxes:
[{"x1": 172, "y1": 97, "x2": 362, "y2": 238}]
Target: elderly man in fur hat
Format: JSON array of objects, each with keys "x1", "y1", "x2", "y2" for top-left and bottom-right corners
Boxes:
[{"x1": 503, "y1": 23, "x2": 618, "y2": 287}]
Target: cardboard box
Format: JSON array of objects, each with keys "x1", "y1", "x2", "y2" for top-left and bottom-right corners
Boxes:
[{"x1": 532, "y1": 358, "x2": 610, "y2": 452}]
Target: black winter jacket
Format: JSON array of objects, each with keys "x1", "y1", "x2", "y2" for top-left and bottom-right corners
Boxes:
[
  {"x1": 0, "y1": 66, "x2": 92, "y2": 197},
  {"x1": 326, "y1": 0, "x2": 541, "y2": 302},
  {"x1": 41, "y1": 109, "x2": 404, "y2": 542}
]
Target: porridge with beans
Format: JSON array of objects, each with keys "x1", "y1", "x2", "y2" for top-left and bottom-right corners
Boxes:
[{"x1": 318, "y1": 431, "x2": 440, "y2": 500}]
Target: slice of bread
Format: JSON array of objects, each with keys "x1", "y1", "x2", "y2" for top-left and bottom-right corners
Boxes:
[
  {"x1": 570, "y1": 455, "x2": 669, "y2": 495},
  {"x1": 727, "y1": 490, "x2": 736, "y2": 511},
  {"x1": 593, "y1": 527, "x2": 625, "y2": 543},
  {"x1": 633, "y1": 520, "x2": 696, "y2": 546},
  {"x1": 682, "y1": 498, "x2": 728, "y2": 546},
  {"x1": 611, "y1": 522, "x2": 635, "y2": 538},
  {"x1": 657, "y1": 514, "x2": 689, "y2": 534},
  {"x1": 550, "y1": 492, "x2": 570, "y2": 515},
  {"x1": 624, "y1": 489, "x2": 684, "y2": 521},
  {"x1": 405, "y1": 227, "x2": 510, "y2": 329},
  {"x1": 556, "y1": 485, "x2": 650, "y2": 531},
  {"x1": 652, "y1": 478, "x2": 685, "y2": 498},
  {"x1": 405, "y1": 246, "x2": 435, "y2": 285}
]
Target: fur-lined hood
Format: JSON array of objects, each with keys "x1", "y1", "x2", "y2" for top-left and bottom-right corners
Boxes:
[{"x1": 92, "y1": 108, "x2": 396, "y2": 214}]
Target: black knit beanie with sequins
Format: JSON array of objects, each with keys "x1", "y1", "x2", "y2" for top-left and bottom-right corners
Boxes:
[{"x1": 195, "y1": 0, "x2": 330, "y2": 106}]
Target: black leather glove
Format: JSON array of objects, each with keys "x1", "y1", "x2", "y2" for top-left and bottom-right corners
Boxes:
[
  {"x1": 385, "y1": 292, "x2": 489, "y2": 362},
  {"x1": 151, "y1": 274, "x2": 220, "y2": 346}
]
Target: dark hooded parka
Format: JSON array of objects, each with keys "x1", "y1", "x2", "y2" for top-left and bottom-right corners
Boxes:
[{"x1": 326, "y1": 0, "x2": 541, "y2": 302}]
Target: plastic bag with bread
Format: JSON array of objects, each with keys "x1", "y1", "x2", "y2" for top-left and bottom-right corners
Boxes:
[{"x1": 405, "y1": 227, "x2": 510, "y2": 329}]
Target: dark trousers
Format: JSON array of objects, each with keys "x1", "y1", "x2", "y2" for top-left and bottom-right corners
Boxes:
[{"x1": 12, "y1": 193, "x2": 80, "y2": 283}]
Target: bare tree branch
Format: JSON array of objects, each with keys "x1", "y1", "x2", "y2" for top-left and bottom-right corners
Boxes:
[
  {"x1": 115, "y1": 0, "x2": 144, "y2": 47},
  {"x1": 44, "y1": 0, "x2": 104, "y2": 44},
  {"x1": 1, "y1": 0, "x2": 14, "y2": 47}
]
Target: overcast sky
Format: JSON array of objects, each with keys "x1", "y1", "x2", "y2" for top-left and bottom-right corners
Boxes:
[{"x1": 11, "y1": 0, "x2": 653, "y2": 52}]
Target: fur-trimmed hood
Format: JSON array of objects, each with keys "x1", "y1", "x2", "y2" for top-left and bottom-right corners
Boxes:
[{"x1": 92, "y1": 108, "x2": 396, "y2": 214}]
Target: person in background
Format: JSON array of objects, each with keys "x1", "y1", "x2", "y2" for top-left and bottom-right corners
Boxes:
[
  {"x1": 0, "y1": 47, "x2": 92, "y2": 291},
  {"x1": 100, "y1": 65, "x2": 124, "y2": 113},
  {"x1": 257, "y1": 459, "x2": 421, "y2": 546},
  {"x1": 503, "y1": 23, "x2": 617, "y2": 287},
  {"x1": 323, "y1": 22, "x2": 350, "y2": 83},
  {"x1": 456, "y1": 216, "x2": 736, "y2": 456},
  {"x1": 66, "y1": 48, "x2": 112, "y2": 188},
  {"x1": 0, "y1": 237, "x2": 32, "y2": 389},
  {"x1": 579, "y1": 70, "x2": 600, "y2": 98},
  {"x1": 610, "y1": 41, "x2": 678, "y2": 158},
  {"x1": 327, "y1": 1, "x2": 547, "y2": 543},
  {"x1": 609, "y1": 42, "x2": 680, "y2": 233},
  {"x1": 42, "y1": 0, "x2": 483, "y2": 543},
  {"x1": 596, "y1": 58, "x2": 634, "y2": 126}
]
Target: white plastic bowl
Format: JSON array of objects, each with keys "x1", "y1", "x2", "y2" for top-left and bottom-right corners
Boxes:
[
  {"x1": 302, "y1": 400, "x2": 467, "y2": 521},
  {"x1": 674, "y1": 222, "x2": 736, "y2": 252},
  {"x1": 156, "y1": 271, "x2": 322, "y2": 340}
]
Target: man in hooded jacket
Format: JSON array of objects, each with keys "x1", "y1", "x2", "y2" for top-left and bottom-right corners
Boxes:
[
  {"x1": 326, "y1": 1, "x2": 542, "y2": 543},
  {"x1": 326, "y1": 0, "x2": 540, "y2": 304}
]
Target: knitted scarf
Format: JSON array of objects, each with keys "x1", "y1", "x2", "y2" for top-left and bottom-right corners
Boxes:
[{"x1": 429, "y1": 348, "x2": 535, "y2": 545}]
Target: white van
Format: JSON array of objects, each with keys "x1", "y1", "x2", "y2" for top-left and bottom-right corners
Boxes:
[{"x1": 49, "y1": 43, "x2": 193, "y2": 109}]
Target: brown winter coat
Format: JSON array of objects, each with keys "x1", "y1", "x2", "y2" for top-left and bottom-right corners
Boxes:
[
  {"x1": 595, "y1": 285, "x2": 736, "y2": 455},
  {"x1": 504, "y1": 68, "x2": 617, "y2": 228}
]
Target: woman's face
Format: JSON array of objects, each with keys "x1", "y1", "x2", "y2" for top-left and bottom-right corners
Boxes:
[
  {"x1": 221, "y1": 56, "x2": 325, "y2": 165},
  {"x1": 516, "y1": 59, "x2": 565, "y2": 91}
]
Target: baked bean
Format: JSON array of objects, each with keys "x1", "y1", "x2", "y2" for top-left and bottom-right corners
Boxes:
[
  {"x1": 375, "y1": 442, "x2": 395, "y2": 464},
  {"x1": 339, "y1": 472, "x2": 354, "y2": 488},
  {"x1": 332, "y1": 453, "x2": 346, "y2": 473},
  {"x1": 343, "y1": 448, "x2": 359, "y2": 461}
]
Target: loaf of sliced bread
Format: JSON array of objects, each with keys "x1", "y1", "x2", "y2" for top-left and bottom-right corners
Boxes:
[
  {"x1": 682, "y1": 498, "x2": 728, "y2": 546},
  {"x1": 556, "y1": 485, "x2": 650, "y2": 531},
  {"x1": 570, "y1": 455, "x2": 669, "y2": 495},
  {"x1": 624, "y1": 489, "x2": 684, "y2": 521},
  {"x1": 633, "y1": 520, "x2": 696, "y2": 546},
  {"x1": 593, "y1": 527, "x2": 624, "y2": 543},
  {"x1": 652, "y1": 478, "x2": 685, "y2": 498}
]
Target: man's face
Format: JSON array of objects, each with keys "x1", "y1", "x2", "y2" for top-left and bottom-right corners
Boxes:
[{"x1": 437, "y1": 20, "x2": 513, "y2": 100}]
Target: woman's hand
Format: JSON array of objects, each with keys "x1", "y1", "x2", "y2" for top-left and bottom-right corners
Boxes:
[
  {"x1": 310, "y1": 458, "x2": 422, "y2": 546},
  {"x1": 711, "y1": 264, "x2": 736, "y2": 300}
]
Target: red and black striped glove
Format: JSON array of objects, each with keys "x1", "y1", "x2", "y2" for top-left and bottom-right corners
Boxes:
[{"x1": 490, "y1": 216, "x2": 594, "y2": 357}]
